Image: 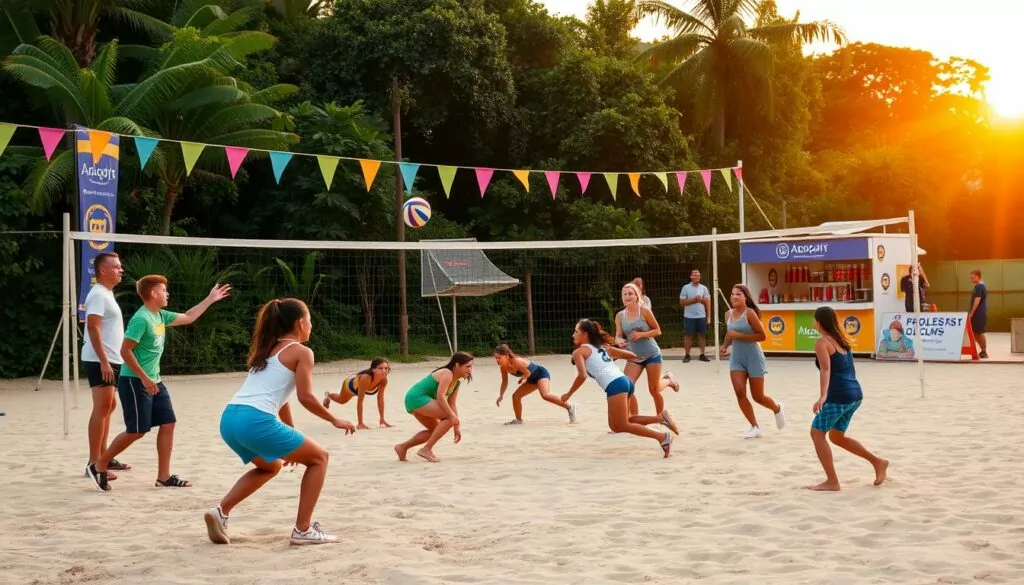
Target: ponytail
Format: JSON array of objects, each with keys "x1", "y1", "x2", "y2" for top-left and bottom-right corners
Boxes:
[
  {"x1": 248, "y1": 298, "x2": 308, "y2": 372},
  {"x1": 577, "y1": 319, "x2": 615, "y2": 347}
]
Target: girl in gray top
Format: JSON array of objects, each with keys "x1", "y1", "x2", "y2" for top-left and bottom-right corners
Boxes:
[{"x1": 615, "y1": 283, "x2": 679, "y2": 417}]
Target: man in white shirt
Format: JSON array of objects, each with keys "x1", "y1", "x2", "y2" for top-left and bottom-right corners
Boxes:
[
  {"x1": 81, "y1": 253, "x2": 132, "y2": 477},
  {"x1": 679, "y1": 269, "x2": 712, "y2": 362}
]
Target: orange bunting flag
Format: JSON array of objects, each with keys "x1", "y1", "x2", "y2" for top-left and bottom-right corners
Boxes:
[
  {"x1": 359, "y1": 159, "x2": 381, "y2": 191},
  {"x1": 627, "y1": 172, "x2": 641, "y2": 197},
  {"x1": 88, "y1": 130, "x2": 113, "y2": 164},
  {"x1": 513, "y1": 169, "x2": 530, "y2": 192}
]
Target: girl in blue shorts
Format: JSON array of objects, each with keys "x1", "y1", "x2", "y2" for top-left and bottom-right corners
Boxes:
[
  {"x1": 494, "y1": 343, "x2": 576, "y2": 425},
  {"x1": 203, "y1": 298, "x2": 356, "y2": 546},
  {"x1": 807, "y1": 306, "x2": 888, "y2": 491},
  {"x1": 561, "y1": 319, "x2": 677, "y2": 457},
  {"x1": 721, "y1": 285, "x2": 785, "y2": 439},
  {"x1": 614, "y1": 283, "x2": 679, "y2": 418}
]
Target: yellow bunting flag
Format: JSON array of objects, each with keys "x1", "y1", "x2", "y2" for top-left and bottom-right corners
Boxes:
[
  {"x1": 654, "y1": 172, "x2": 668, "y2": 192},
  {"x1": 513, "y1": 169, "x2": 530, "y2": 192},
  {"x1": 0, "y1": 123, "x2": 15, "y2": 156},
  {"x1": 437, "y1": 165, "x2": 457, "y2": 198},
  {"x1": 719, "y1": 168, "x2": 732, "y2": 191},
  {"x1": 88, "y1": 130, "x2": 113, "y2": 164},
  {"x1": 180, "y1": 141, "x2": 205, "y2": 176},
  {"x1": 603, "y1": 173, "x2": 618, "y2": 200},
  {"x1": 359, "y1": 159, "x2": 381, "y2": 191},
  {"x1": 317, "y1": 155, "x2": 340, "y2": 189},
  {"x1": 627, "y1": 172, "x2": 641, "y2": 197}
]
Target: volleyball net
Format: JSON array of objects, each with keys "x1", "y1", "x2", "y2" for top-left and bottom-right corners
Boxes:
[{"x1": 51, "y1": 214, "x2": 916, "y2": 435}]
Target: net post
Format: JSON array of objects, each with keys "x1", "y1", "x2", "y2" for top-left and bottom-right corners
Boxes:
[
  {"x1": 392, "y1": 76, "x2": 409, "y2": 357},
  {"x1": 68, "y1": 231, "x2": 80, "y2": 409},
  {"x1": 712, "y1": 227, "x2": 721, "y2": 374},
  {"x1": 61, "y1": 213, "x2": 71, "y2": 438},
  {"x1": 737, "y1": 160, "x2": 746, "y2": 284},
  {"x1": 909, "y1": 210, "x2": 925, "y2": 399},
  {"x1": 452, "y1": 296, "x2": 458, "y2": 353}
]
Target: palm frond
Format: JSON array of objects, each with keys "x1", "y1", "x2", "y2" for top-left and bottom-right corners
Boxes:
[
  {"x1": 718, "y1": 13, "x2": 746, "y2": 40},
  {"x1": 118, "y1": 44, "x2": 161, "y2": 64},
  {"x1": 115, "y1": 60, "x2": 219, "y2": 123},
  {"x1": 0, "y1": 7, "x2": 41, "y2": 50},
  {"x1": 96, "y1": 117, "x2": 149, "y2": 137},
  {"x1": 169, "y1": 85, "x2": 247, "y2": 111},
  {"x1": 204, "y1": 128, "x2": 299, "y2": 150},
  {"x1": 89, "y1": 40, "x2": 119, "y2": 89},
  {"x1": 660, "y1": 44, "x2": 715, "y2": 90},
  {"x1": 215, "y1": 30, "x2": 277, "y2": 63},
  {"x1": 249, "y1": 84, "x2": 300, "y2": 105},
  {"x1": 634, "y1": 1, "x2": 713, "y2": 35},
  {"x1": 36, "y1": 36, "x2": 81, "y2": 76},
  {"x1": 105, "y1": 6, "x2": 174, "y2": 41},
  {"x1": 727, "y1": 38, "x2": 773, "y2": 78},
  {"x1": 636, "y1": 32, "x2": 709, "y2": 66},
  {"x1": 748, "y1": 21, "x2": 847, "y2": 46},
  {"x1": 181, "y1": 4, "x2": 229, "y2": 30},
  {"x1": 79, "y1": 71, "x2": 115, "y2": 126},
  {"x1": 200, "y1": 103, "x2": 282, "y2": 136},
  {"x1": 23, "y1": 149, "x2": 74, "y2": 214},
  {"x1": 202, "y1": 6, "x2": 258, "y2": 36},
  {"x1": 3, "y1": 50, "x2": 87, "y2": 121}
]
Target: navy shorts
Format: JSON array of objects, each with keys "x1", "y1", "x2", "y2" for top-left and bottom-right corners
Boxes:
[
  {"x1": 118, "y1": 376, "x2": 176, "y2": 434},
  {"x1": 632, "y1": 354, "x2": 663, "y2": 367},
  {"x1": 525, "y1": 365, "x2": 550, "y2": 385},
  {"x1": 971, "y1": 314, "x2": 986, "y2": 334},
  {"x1": 604, "y1": 376, "x2": 635, "y2": 397},
  {"x1": 84, "y1": 361, "x2": 121, "y2": 388},
  {"x1": 684, "y1": 318, "x2": 708, "y2": 336}
]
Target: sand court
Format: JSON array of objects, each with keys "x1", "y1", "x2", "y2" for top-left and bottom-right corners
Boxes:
[{"x1": 1, "y1": 355, "x2": 1022, "y2": 584}]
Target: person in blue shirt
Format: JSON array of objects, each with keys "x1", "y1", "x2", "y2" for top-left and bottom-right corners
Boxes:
[
  {"x1": 808, "y1": 306, "x2": 888, "y2": 491},
  {"x1": 969, "y1": 270, "x2": 988, "y2": 358}
]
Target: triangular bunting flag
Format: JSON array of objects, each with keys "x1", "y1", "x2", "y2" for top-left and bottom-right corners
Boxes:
[
  {"x1": 317, "y1": 155, "x2": 340, "y2": 189},
  {"x1": 359, "y1": 159, "x2": 381, "y2": 191},
  {"x1": 437, "y1": 166, "x2": 457, "y2": 198},
  {"x1": 134, "y1": 136, "x2": 159, "y2": 170},
  {"x1": 577, "y1": 172, "x2": 591, "y2": 193},
  {"x1": 733, "y1": 166, "x2": 743, "y2": 182},
  {"x1": 475, "y1": 168, "x2": 494, "y2": 198},
  {"x1": 603, "y1": 173, "x2": 618, "y2": 200},
  {"x1": 224, "y1": 146, "x2": 248, "y2": 179},
  {"x1": 627, "y1": 172, "x2": 641, "y2": 197},
  {"x1": 544, "y1": 171, "x2": 559, "y2": 200},
  {"x1": 399, "y1": 162, "x2": 420, "y2": 192},
  {"x1": 87, "y1": 130, "x2": 112, "y2": 164},
  {"x1": 700, "y1": 169, "x2": 712, "y2": 196},
  {"x1": 180, "y1": 141, "x2": 205, "y2": 176},
  {"x1": 719, "y1": 168, "x2": 732, "y2": 191},
  {"x1": 675, "y1": 171, "x2": 687, "y2": 193},
  {"x1": 513, "y1": 169, "x2": 530, "y2": 192},
  {"x1": 269, "y1": 151, "x2": 293, "y2": 184},
  {"x1": 654, "y1": 172, "x2": 668, "y2": 192},
  {"x1": 38, "y1": 127, "x2": 65, "y2": 161},
  {"x1": 0, "y1": 123, "x2": 16, "y2": 156}
]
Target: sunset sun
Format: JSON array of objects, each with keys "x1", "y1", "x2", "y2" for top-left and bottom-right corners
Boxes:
[{"x1": 986, "y1": 78, "x2": 1024, "y2": 119}]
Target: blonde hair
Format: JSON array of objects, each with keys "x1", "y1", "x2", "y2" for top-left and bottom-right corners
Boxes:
[{"x1": 622, "y1": 282, "x2": 643, "y2": 304}]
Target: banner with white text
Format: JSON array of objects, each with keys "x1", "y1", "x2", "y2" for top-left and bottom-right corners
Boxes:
[{"x1": 876, "y1": 312, "x2": 967, "y2": 361}]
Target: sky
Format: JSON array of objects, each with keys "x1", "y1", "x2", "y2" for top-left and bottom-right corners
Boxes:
[{"x1": 538, "y1": 0, "x2": 1024, "y2": 118}]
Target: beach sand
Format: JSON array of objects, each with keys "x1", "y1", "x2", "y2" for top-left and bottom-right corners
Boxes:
[{"x1": 1, "y1": 355, "x2": 1022, "y2": 585}]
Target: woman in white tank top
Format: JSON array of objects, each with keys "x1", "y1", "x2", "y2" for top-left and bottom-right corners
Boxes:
[
  {"x1": 203, "y1": 298, "x2": 356, "y2": 547},
  {"x1": 561, "y1": 319, "x2": 678, "y2": 457}
]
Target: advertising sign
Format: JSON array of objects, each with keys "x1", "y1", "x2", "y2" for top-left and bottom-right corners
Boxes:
[
  {"x1": 76, "y1": 127, "x2": 120, "y2": 321},
  {"x1": 877, "y1": 312, "x2": 967, "y2": 361},
  {"x1": 740, "y1": 238, "x2": 869, "y2": 264}
]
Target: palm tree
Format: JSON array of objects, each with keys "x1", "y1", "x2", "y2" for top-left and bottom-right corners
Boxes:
[{"x1": 636, "y1": 0, "x2": 846, "y2": 150}]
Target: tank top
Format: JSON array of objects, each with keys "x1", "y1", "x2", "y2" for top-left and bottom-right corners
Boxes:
[
  {"x1": 228, "y1": 341, "x2": 301, "y2": 415},
  {"x1": 814, "y1": 342, "x2": 863, "y2": 404},
  {"x1": 619, "y1": 308, "x2": 660, "y2": 359},
  {"x1": 583, "y1": 343, "x2": 624, "y2": 390}
]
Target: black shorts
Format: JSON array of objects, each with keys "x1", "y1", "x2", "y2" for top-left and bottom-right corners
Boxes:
[
  {"x1": 684, "y1": 317, "x2": 708, "y2": 336},
  {"x1": 971, "y1": 314, "x2": 987, "y2": 334},
  {"x1": 84, "y1": 361, "x2": 121, "y2": 388},
  {"x1": 118, "y1": 376, "x2": 176, "y2": 434}
]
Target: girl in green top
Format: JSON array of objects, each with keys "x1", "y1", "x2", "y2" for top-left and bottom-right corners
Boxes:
[{"x1": 395, "y1": 352, "x2": 474, "y2": 463}]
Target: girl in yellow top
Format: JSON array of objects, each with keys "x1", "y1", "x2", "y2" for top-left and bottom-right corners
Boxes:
[{"x1": 322, "y1": 358, "x2": 392, "y2": 429}]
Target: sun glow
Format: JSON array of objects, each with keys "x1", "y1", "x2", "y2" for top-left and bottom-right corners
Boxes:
[{"x1": 986, "y1": 78, "x2": 1024, "y2": 119}]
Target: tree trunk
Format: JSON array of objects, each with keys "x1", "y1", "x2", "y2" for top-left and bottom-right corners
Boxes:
[
  {"x1": 393, "y1": 76, "x2": 408, "y2": 356},
  {"x1": 161, "y1": 182, "x2": 179, "y2": 235},
  {"x1": 53, "y1": 22, "x2": 97, "y2": 67},
  {"x1": 713, "y1": 98, "x2": 726, "y2": 151},
  {"x1": 357, "y1": 257, "x2": 377, "y2": 337}
]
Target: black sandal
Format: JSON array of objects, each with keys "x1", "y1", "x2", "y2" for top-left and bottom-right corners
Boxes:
[
  {"x1": 108, "y1": 459, "x2": 131, "y2": 471},
  {"x1": 155, "y1": 475, "x2": 192, "y2": 487}
]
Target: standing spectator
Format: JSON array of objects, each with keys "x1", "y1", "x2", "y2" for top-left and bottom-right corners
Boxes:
[
  {"x1": 969, "y1": 270, "x2": 988, "y2": 358},
  {"x1": 632, "y1": 277, "x2": 652, "y2": 310},
  {"x1": 900, "y1": 263, "x2": 930, "y2": 312},
  {"x1": 679, "y1": 270, "x2": 712, "y2": 362}
]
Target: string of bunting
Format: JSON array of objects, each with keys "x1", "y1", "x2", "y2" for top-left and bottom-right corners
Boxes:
[{"x1": 0, "y1": 122, "x2": 742, "y2": 199}]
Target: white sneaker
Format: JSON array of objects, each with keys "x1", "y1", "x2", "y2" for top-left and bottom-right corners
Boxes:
[
  {"x1": 662, "y1": 372, "x2": 680, "y2": 392},
  {"x1": 204, "y1": 506, "x2": 230, "y2": 544},
  {"x1": 660, "y1": 431, "x2": 674, "y2": 457},
  {"x1": 744, "y1": 426, "x2": 763, "y2": 439},
  {"x1": 290, "y1": 521, "x2": 338, "y2": 545},
  {"x1": 567, "y1": 403, "x2": 578, "y2": 423},
  {"x1": 774, "y1": 403, "x2": 787, "y2": 430},
  {"x1": 504, "y1": 418, "x2": 523, "y2": 425}
]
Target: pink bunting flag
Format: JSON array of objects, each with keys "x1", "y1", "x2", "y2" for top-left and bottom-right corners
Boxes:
[
  {"x1": 225, "y1": 147, "x2": 249, "y2": 179},
  {"x1": 577, "y1": 172, "x2": 591, "y2": 193},
  {"x1": 475, "y1": 168, "x2": 494, "y2": 198},
  {"x1": 675, "y1": 171, "x2": 687, "y2": 193},
  {"x1": 733, "y1": 166, "x2": 743, "y2": 182},
  {"x1": 699, "y1": 169, "x2": 712, "y2": 196},
  {"x1": 38, "y1": 127, "x2": 65, "y2": 161},
  {"x1": 545, "y1": 171, "x2": 560, "y2": 200}
]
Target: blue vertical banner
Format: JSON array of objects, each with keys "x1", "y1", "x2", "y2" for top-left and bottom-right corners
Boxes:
[{"x1": 76, "y1": 126, "x2": 120, "y2": 321}]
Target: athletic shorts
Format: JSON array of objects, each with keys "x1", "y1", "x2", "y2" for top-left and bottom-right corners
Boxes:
[
  {"x1": 84, "y1": 361, "x2": 121, "y2": 388},
  {"x1": 631, "y1": 354, "x2": 663, "y2": 367},
  {"x1": 220, "y1": 404, "x2": 305, "y2": 464},
  {"x1": 118, "y1": 376, "x2": 176, "y2": 434},
  {"x1": 525, "y1": 365, "x2": 550, "y2": 385},
  {"x1": 684, "y1": 318, "x2": 708, "y2": 336},
  {"x1": 971, "y1": 314, "x2": 986, "y2": 334},
  {"x1": 811, "y1": 400, "x2": 861, "y2": 433},
  {"x1": 604, "y1": 376, "x2": 635, "y2": 397}
]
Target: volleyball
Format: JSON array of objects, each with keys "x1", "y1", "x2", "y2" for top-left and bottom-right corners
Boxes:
[{"x1": 403, "y1": 197, "x2": 431, "y2": 228}]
